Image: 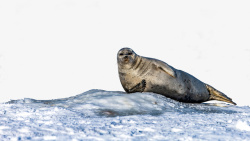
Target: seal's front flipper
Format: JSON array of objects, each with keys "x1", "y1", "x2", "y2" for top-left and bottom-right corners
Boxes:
[
  {"x1": 206, "y1": 84, "x2": 236, "y2": 105},
  {"x1": 128, "y1": 79, "x2": 146, "y2": 93},
  {"x1": 153, "y1": 61, "x2": 176, "y2": 78}
]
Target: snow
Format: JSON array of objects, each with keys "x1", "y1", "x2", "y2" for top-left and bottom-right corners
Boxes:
[
  {"x1": 1, "y1": 90, "x2": 250, "y2": 140},
  {"x1": 235, "y1": 121, "x2": 250, "y2": 132}
]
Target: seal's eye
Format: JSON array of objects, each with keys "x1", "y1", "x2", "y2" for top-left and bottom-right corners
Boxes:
[
  {"x1": 119, "y1": 53, "x2": 124, "y2": 56},
  {"x1": 128, "y1": 52, "x2": 132, "y2": 55}
]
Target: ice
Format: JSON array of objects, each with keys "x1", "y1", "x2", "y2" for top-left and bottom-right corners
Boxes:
[{"x1": 1, "y1": 89, "x2": 250, "y2": 140}]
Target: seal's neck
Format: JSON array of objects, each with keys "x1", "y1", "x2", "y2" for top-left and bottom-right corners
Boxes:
[{"x1": 131, "y1": 55, "x2": 142, "y2": 70}]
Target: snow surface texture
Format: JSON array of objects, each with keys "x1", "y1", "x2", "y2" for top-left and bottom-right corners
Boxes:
[{"x1": 1, "y1": 90, "x2": 250, "y2": 140}]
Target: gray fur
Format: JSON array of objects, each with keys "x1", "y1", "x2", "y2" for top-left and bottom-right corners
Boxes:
[{"x1": 117, "y1": 48, "x2": 236, "y2": 104}]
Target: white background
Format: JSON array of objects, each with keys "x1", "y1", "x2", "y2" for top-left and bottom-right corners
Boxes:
[{"x1": 0, "y1": 0, "x2": 249, "y2": 106}]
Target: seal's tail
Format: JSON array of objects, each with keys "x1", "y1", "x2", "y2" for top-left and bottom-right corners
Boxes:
[{"x1": 206, "y1": 84, "x2": 237, "y2": 105}]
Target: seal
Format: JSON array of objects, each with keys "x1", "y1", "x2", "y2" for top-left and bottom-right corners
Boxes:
[{"x1": 117, "y1": 47, "x2": 236, "y2": 105}]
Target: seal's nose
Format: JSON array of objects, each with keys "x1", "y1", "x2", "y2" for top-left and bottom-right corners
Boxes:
[{"x1": 124, "y1": 56, "x2": 128, "y2": 59}]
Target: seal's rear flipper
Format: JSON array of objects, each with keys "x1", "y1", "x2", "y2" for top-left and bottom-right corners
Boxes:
[{"x1": 206, "y1": 84, "x2": 236, "y2": 105}]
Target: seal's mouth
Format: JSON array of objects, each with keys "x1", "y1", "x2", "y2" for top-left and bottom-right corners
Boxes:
[{"x1": 123, "y1": 56, "x2": 129, "y2": 63}]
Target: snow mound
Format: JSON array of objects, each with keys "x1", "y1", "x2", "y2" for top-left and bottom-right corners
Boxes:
[
  {"x1": 1, "y1": 90, "x2": 250, "y2": 140},
  {"x1": 6, "y1": 89, "x2": 241, "y2": 117}
]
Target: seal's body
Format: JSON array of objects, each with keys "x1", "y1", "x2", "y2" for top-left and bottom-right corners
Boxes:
[{"x1": 117, "y1": 48, "x2": 236, "y2": 105}]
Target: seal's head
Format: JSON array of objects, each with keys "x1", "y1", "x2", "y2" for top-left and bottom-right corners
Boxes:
[{"x1": 117, "y1": 48, "x2": 137, "y2": 68}]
